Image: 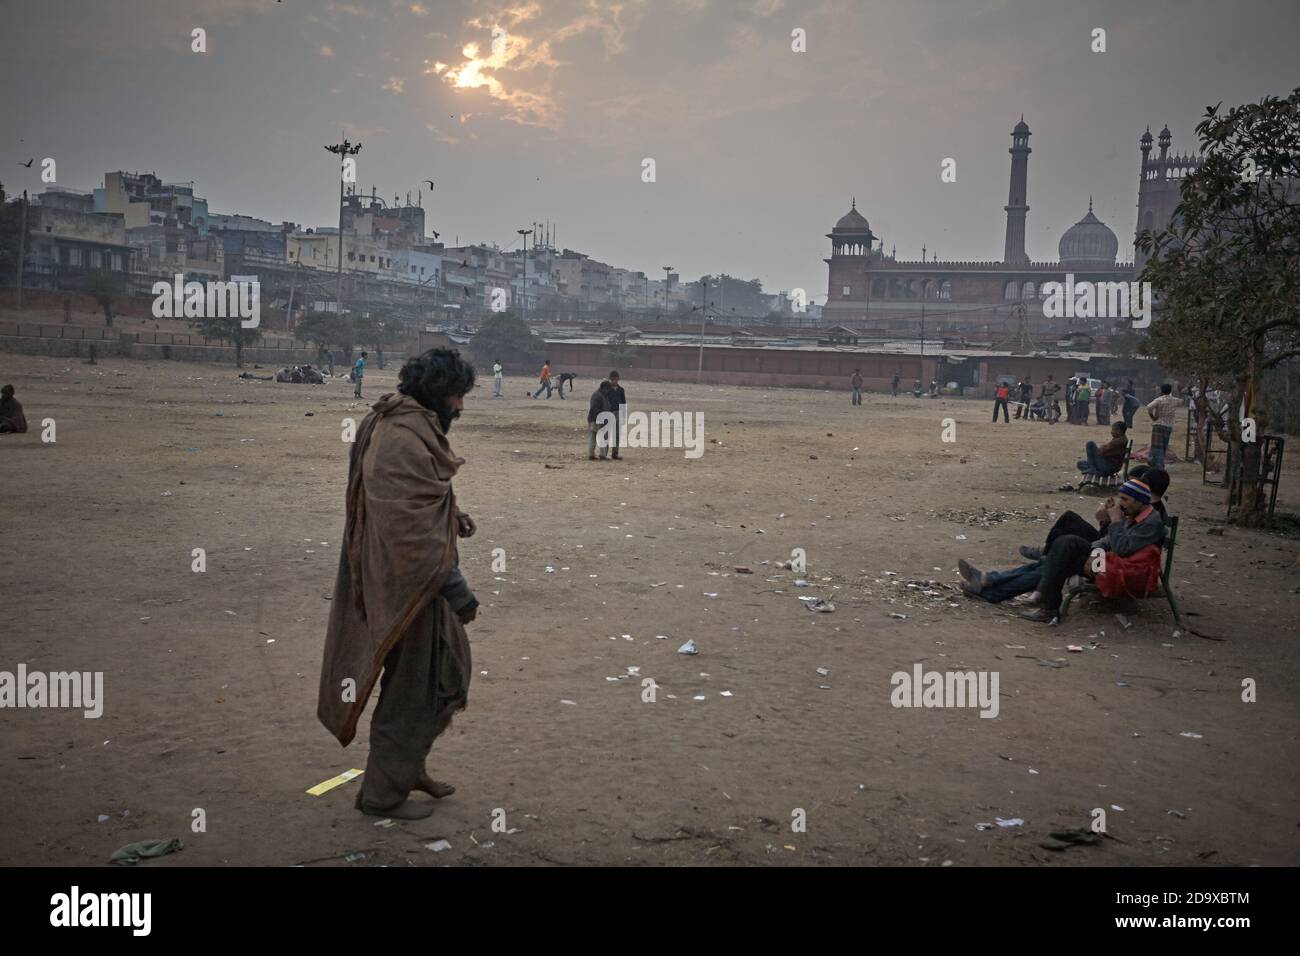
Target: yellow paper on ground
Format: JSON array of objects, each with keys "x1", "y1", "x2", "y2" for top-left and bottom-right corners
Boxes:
[{"x1": 307, "y1": 768, "x2": 364, "y2": 796}]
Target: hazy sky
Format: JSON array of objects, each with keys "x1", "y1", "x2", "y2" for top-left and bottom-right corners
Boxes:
[{"x1": 4, "y1": 0, "x2": 1297, "y2": 303}]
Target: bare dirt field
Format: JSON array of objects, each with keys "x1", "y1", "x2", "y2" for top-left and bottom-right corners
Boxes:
[{"x1": 2, "y1": 351, "x2": 1298, "y2": 867}]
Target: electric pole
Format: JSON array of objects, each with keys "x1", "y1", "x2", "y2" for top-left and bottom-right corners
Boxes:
[
  {"x1": 324, "y1": 137, "x2": 362, "y2": 318},
  {"x1": 16, "y1": 191, "x2": 28, "y2": 310},
  {"x1": 697, "y1": 277, "x2": 707, "y2": 384},
  {"x1": 517, "y1": 228, "x2": 533, "y2": 323}
]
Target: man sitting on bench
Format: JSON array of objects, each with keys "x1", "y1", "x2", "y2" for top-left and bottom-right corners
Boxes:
[
  {"x1": 1077, "y1": 421, "x2": 1128, "y2": 479},
  {"x1": 959, "y1": 468, "x2": 1168, "y2": 605},
  {"x1": 1016, "y1": 477, "x2": 1165, "y2": 622}
]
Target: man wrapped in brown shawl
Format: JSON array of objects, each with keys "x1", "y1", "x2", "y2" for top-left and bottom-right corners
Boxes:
[{"x1": 318, "y1": 349, "x2": 479, "y2": 820}]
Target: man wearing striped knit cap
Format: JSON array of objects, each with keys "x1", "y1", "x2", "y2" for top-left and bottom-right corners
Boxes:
[{"x1": 1019, "y1": 477, "x2": 1165, "y2": 623}]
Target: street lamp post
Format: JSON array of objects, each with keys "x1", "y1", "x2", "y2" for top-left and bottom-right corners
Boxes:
[
  {"x1": 324, "y1": 137, "x2": 362, "y2": 318},
  {"x1": 662, "y1": 266, "x2": 673, "y2": 314},
  {"x1": 516, "y1": 228, "x2": 533, "y2": 323}
]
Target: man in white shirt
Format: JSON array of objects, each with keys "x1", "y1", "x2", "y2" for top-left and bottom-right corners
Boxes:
[
  {"x1": 1146, "y1": 383, "x2": 1182, "y2": 469},
  {"x1": 492, "y1": 359, "x2": 503, "y2": 397}
]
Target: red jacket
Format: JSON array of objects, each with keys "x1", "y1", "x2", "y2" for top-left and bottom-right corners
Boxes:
[{"x1": 1094, "y1": 544, "x2": 1162, "y2": 599}]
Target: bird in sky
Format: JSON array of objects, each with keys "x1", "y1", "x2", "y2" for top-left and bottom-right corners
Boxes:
[
  {"x1": 20, "y1": 158, "x2": 34, "y2": 167},
  {"x1": 430, "y1": 229, "x2": 440, "y2": 239},
  {"x1": 424, "y1": 180, "x2": 435, "y2": 189}
]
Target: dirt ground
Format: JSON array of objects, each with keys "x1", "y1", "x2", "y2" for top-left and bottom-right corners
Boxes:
[{"x1": 2, "y1": 351, "x2": 1298, "y2": 867}]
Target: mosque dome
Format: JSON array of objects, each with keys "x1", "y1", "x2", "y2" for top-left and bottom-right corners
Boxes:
[
  {"x1": 1058, "y1": 199, "x2": 1119, "y2": 268},
  {"x1": 833, "y1": 199, "x2": 871, "y2": 234}
]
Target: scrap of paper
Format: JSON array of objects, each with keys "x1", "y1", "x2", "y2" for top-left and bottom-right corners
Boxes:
[{"x1": 307, "y1": 768, "x2": 364, "y2": 796}]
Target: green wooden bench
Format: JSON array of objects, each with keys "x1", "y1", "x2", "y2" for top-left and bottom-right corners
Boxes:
[{"x1": 1059, "y1": 515, "x2": 1182, "y2": 627}]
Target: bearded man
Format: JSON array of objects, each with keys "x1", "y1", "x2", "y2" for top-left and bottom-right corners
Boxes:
[{"x1": 318, "y1": 348, "x2": 480, "y2": 820}]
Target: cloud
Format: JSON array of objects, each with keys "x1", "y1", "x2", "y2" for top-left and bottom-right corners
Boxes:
[
  {"x1": 434, "y1": 0, "x2": 637, "y2": 127},
  {"x1": 410, "y1": 2, "x2": 430, "y2": 14}
]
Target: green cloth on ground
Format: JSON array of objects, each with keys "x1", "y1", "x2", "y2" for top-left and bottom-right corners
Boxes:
[{"x1": 110, "y1": 838, "x2": 184, "y2": 866}]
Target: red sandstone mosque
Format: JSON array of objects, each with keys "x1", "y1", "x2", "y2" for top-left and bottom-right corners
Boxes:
[{"x1": 823, "y1": 119, "x2": 1198, "y2": 340}]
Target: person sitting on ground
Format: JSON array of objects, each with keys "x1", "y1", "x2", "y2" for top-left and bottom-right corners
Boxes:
[
  {"x1": 959, "y1": 469, "x2": 1168, "y2": 605},
  {"x1": 1077, "y1": 421, "x2": 1128, "y2": 478},
  {"x1": 0, "y1": 384, "x2": 28, "y2": 434}
]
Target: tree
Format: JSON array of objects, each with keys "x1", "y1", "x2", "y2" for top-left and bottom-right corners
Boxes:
[
  {"x1": 82, "y1": 270, "x2": 127, "y2": 327},
  {"x1": 193, "y1": 314, "x2": 263, "y2": 369},
  {"x1": 468, "y1": 311, "x2": 544, "y2": 371},
  {"x1": 295, "y1": 311, "x2": 356, "y2": 353},
  {"x1": 606, "y1": 329, "x2": 639, "y2": 368},
  {"x1": 0, "y1": 182, "x2": 25, "y2": 285},
  {"x1": 1136, "y1": 88, "x2": 1300, "y2": 525}
]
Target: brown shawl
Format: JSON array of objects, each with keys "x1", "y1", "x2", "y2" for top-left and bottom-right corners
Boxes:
[
  {"x1": 317, "y1": 392, "x2": 471, "y2": 746},
  {"x1": 0, "y1": 396, "x2": 27, "y2": 433}
]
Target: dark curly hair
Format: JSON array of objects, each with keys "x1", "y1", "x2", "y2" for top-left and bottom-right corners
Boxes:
[{"x1": 397, "y1": 348, "x2": 477, "y2": 411}]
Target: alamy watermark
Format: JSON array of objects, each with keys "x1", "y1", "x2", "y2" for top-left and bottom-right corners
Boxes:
[
  {"x1": 151, "y1": 273, "x2": 261, "y2": 328},
  {"x1": 1041, "y1": 274, "x2": 1151, "y2": 328},
  {"x1": 890, "y1": 664, "x2": 999, "y2": 718},
  {"x1": 1, "y1": 664, "x2": 103, "y2": 718},
  {"x1": 594, "y1": 406, "x2": 704, "y2": 459},
  {"x1": 50, "y1": 886, "x2": 150, "y2": 936}
]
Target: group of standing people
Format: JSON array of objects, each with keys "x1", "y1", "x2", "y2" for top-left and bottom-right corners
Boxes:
[{"x1": 586, "y1": 371, "x2": 627, "y2": 460}]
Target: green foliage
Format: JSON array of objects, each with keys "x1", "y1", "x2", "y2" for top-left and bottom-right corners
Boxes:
[
  {"x1": 468, "y1": 311, "x2": 544, "y2": 370},
  {"x1": 1136, "y1": 88, "x2": 1300, "y2": 399},
  {"x1": 1136, "y1": 88, "x2": 1300, "y2": 520}
]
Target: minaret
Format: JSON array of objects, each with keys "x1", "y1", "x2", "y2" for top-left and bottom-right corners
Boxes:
[{"x1": 1003, "y1": 116, "x2": 1031, "y2": 265}]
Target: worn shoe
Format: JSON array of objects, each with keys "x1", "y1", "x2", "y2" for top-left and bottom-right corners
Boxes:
[
  {"x1": 1019, "y1": 607, "x2": 1057, "y2": 623},
  {"x1": 957, "y1": 559, "x2": 985, "y2": 591},
  {"x1": 1019, "y1": 545, "x2": 1043, "y2": 561}
]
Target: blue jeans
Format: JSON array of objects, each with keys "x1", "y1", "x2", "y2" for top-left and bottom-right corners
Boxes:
[
  {"x1": 533, "y1": 380, "x2": 553, "y2": 398},
  {"x1": 1077, "y1": 441, "x2": 1120, "y2": 476},
  {"x1": 979, "y1": 561, "x2": 1042, "y2": 603}
]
